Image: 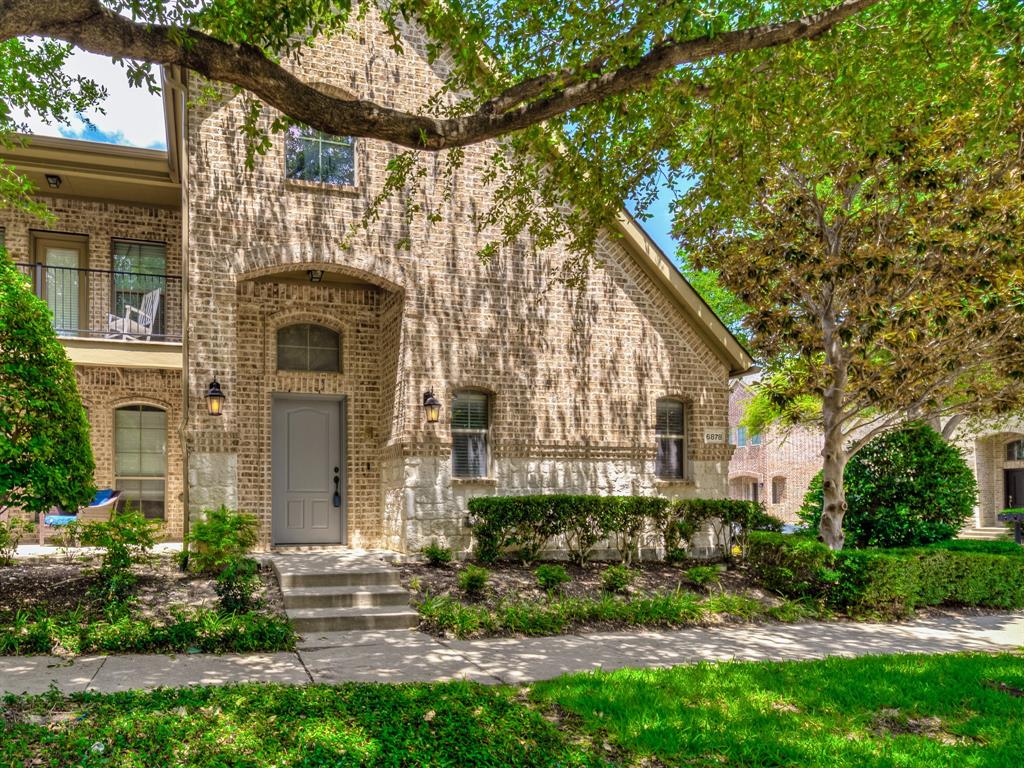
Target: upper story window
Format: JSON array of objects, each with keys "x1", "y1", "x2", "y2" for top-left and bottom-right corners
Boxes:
[
  {"x1": 452, "y1": 392, "x2": 489, "y2": 478},
  {"x1": 750, "y1": 431, "x2": 762, "y2": 447},
  {"x1": 1007, "y1": 439, "x2": 1024, "y2": 461},
  {"x1": 112, "y1": 240, "x2": 167, "y2": 337},
  {"x1": 735, "y1": 426, "x2": 747, "y2": 448},
  {"x1": 285, "y1": 126, "x2": 355, "y2": 186},
  {"x1": 655, "y1": 398, "x2": 686, "y2": 479},
  {"x1": 277, "y1": 323, "x2": 341, "y2": 372}
]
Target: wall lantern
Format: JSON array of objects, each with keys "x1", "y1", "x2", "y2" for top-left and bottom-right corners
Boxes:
[
  {"x1": 307, "y1": 269, "x2": 325, "y2": 283},
  {"x1": 205, "y1": 378, "x2": 226, "y2": 416},
  {"x1": 45, "y1": 174, "x2": 62, "y2": 189},
  {"x1": 422, "y1": 390, "x2": 441, "y2": 423}
]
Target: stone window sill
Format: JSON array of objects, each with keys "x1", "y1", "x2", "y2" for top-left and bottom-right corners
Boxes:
[
  {"x1": 655, "y1": 478, "x2": 695, "y2": 488},
  {"x1": 451, "y1": 477, "x2": 498, "y2": 486},
  {"x1": 285, "y1": 178, "x2": 360, "y2": 195}
]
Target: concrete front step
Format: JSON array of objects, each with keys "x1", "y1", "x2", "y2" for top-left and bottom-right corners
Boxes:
[
  {"x1": 959, "y1": 527, "x2": 1012, "y2": 541},
  {"x1": 282, "y1": 585, "x2": 411, "y2": 609},
  {"x1": 276, "y1": 568, "x2": 402, "y2": 589},
  {"x1": 287, "y1": 606, "x2": 420, "y2": 632}
]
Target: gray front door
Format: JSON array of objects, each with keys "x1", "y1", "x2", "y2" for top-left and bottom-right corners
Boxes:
[{"x1": 272, "y1": 397, "x2": 345, "y2": 545}]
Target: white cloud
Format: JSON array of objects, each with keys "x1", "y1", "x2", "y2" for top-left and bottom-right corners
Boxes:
[{"x1": 21, "y1": 48, "x2": 166, "y2": 149}]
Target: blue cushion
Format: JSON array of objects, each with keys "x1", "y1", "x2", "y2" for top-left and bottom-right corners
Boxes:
[
  {"x1": 92, "y1": 489, "x2": 114, "y2": 505},
  {"x1": 44, "y1": 515, "x2": 78, "y2": 527}
]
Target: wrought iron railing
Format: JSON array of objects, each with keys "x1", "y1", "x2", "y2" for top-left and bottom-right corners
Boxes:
[{"x1": 15, "y1": 263, "x2": 182, "y2": 342}]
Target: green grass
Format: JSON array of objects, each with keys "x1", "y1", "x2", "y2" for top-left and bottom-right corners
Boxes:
[
  {"x1": 416, "y1": 591, "x2": 822, "y2": 639},
  {"x1": 2, "y1": 653, "x2": 1021, "y2": 767},
  {"x1": 533, "y1": 652, "x2": 1024, "y2": 767}
]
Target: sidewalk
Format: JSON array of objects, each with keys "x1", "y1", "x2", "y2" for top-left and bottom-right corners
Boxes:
[{"x1": 2, "y1": 612, "x2": 1021, "y2": 695}]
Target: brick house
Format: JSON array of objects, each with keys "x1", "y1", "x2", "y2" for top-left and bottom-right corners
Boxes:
[
  {"x1": 1, "y1": 14, "x2": 752, "y2": 552},
  {"x1": 727, "y1": 377, "x2": 822, "y2": 523}
]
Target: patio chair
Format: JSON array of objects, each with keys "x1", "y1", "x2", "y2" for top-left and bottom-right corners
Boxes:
[
  {"x1": 39, "y1": 489, "x2": 122, "y2": 545},
  {"x1": 107, "y1": 288, "x2": 162, "y2": 341}
]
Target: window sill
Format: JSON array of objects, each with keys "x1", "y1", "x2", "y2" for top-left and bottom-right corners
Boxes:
[
  {"x1": 285, "y1": 178, "x2": 360, "y2": 195},
  {"x1": 655, "y1": 478, "x2": 695, "y2": 488},
  {"x1": 451, "y1": 477, "x2": 498, "y2": 486}
]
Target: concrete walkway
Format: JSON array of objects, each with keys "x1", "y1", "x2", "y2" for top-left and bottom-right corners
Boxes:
[{"x1": 2, "y1": 612, "x2": 1021, "y2": 695}]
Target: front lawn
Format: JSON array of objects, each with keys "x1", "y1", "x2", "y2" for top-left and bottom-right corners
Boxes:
[{"x1": 2, "y1": 653, "x2": 1021, "y2": 766}]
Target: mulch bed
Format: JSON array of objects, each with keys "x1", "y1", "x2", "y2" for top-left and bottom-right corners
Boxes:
[
  {"x1": 0, "y1": 553, "x2": 286, "y2": 623},
  {"x1": 399, "y1": 558, "x2": 785, "y2": 609}
]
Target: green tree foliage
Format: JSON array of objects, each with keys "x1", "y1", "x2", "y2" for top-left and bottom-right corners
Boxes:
[
  {"x1": 679, "y1": 261, "x2": 750, "y2": 347},
  {"x1": 0, "y1": 252, "x2": 94, "y2": 516},
  {"x1": 799, "y1": 423, "x2": 977, "y2": 549},
  {"x1": 0, "y1": 1, "x2": 879, "y2": 269},
  {"x1": 673, "y1": 0, "x2": 1024, "y2": 547}
]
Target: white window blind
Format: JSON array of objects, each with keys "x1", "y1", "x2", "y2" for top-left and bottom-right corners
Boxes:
[
  {"x1": 452, "y1": 392, "x2": 489, "y2": 478},
  {"x1": 114, "y1": 405, "x2": 166, "y2": 519},
  {"x1": 655, "y1": 399, "x2": 685, "y2": 479}
]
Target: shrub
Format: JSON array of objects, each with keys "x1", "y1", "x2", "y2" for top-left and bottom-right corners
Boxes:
[
  {"x1": 469, "y1": 495, "x2": 565, "y2": 563},
  {"x1": 186, "y1": 506, "x2": 258, "y2": 575},
  {"x1": 214, "y1": 557, "x2": 262, "y2": 613},
  {"x1": 745, "y1": 532, "x2": 1024, "y2": 616},
  {"x1": 925, "y1": 539, "x2": 1023, "y2": 557},
  {"x1": 799, "y1": 422, "x2": 976, "y2": 548},
  {"x1": 601, "y1": 564, "x2": 633, "y2": 594},
  {"x1": 52, "y1": 520, "x2": 83, "y2": 563},
  {"x1": 0, "y1": 517, "x2": 34, "y2": 566},
  {"x1": 0, "y1": 252, "x2": 94, "y2": 518},
  {"x1": 80, "y1": 508, "x2": 161, "y2": 603},
  {"x1": 605, "y1": 497, "x2": 669, "y2": 564},
  {"x1": 535, "y1": 564, "x2": 570, "y2": 593},
  {"x1": 421, "y1": 541, "x2": 453, "y2": 567},
  {"x1": 458, "y1": 564, "x2": 490, "y2": 598},
  {"x1": 686, "y1": 565, "x2": 721, "y2": 589}
]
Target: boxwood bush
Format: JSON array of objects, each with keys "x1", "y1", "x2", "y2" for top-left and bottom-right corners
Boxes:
[
  {"x1": 799, "y1": 422, "x2": 976, "y2": 548},
  {"x1": 746, "y1": 532, "x2": 1024, "y2": 616}
]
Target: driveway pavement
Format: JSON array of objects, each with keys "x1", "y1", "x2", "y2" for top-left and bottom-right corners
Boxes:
[{"x1": 2, "y1": 612, "x2": 1021, "y2": 695}]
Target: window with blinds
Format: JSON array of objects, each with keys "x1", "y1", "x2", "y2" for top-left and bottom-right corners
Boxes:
[
  {"x1": 114, "y1": 404, "x2": 166, "y2": 519},
  {"x1": 655, "y1": 398, "x2": 685, "y2": 479},
  {"x1": 452, "y1": 392, "x2": 489, "y2": 478},
  {"x1": 112, "y1": 240, "x2": 167, "y2": 335}
]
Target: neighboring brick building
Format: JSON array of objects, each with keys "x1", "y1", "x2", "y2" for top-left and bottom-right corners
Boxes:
[
  {"x1": 727, "y1": 377, "x2": 822, "y2": 523},
  {"x1": 1, "y1": 12, "x2": 751, "y2": 552}
]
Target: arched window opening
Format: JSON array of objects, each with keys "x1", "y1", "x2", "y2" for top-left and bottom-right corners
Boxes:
[{"x1": 277, "y1": 323, "x2": 341, "y2": 372}]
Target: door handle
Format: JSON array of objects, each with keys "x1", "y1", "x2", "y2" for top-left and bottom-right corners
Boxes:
[{"x1": 332, "y1": 468, "x2": 341, "y2": 508}]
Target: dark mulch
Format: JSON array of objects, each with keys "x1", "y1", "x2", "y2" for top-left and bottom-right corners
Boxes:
[
  {"x1": 0, "y1": 553, "x2": 285, "y2": 623},
  {"x1": 399, "y1": 558, "x2": 784, "y2": 609}
]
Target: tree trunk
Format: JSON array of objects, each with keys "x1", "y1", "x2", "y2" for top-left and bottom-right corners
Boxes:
[{"x1": 819, "y1": 430, "x2": 848, "y2": 550}]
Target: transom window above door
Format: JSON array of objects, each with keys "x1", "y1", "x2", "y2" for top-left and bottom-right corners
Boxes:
[
  {"x1": 285, "y1": 126, "x2": 355, "y2": 186},
  {"x1": 1007, "y1": 439, "x2": 1024, "y2": 461},
  {"x1": 277, "y1": 323, "x2": 341, "y2": 372}
]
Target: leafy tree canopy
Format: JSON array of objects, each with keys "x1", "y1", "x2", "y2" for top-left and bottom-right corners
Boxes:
[
  {"x1": 0, "y1": 251, "x2": 95, "y2": 515},
  {"x1": 2, "y1": 0, "x2": 880, "y2": 271},
  {"x1": 670, "y1": 0, "x2": 1024, "y2": 547}
]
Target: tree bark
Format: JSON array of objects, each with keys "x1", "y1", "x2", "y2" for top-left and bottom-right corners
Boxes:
[
  {"x1": 0, "y1": 0, "x2": 883, "y2": 150},
  {"x1": 819, "y1": 423, "x2": 848, "y2": 550}
]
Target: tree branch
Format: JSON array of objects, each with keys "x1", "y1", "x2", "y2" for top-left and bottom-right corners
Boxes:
[{"x1": 0, "y1": 0, "x2": 882, "y2": 150}]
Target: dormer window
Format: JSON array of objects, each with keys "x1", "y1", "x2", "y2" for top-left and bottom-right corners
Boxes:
[{"x1": 285, "y1": 126, "x2": 355, "y2": 186}]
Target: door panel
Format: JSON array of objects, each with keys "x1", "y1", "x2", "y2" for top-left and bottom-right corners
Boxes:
[
  {"x1": 1005, "y1": 469, "x2": 1024, "y2": 509},
  {"x1": 272, "y1": 398, "x2": 345, "y2": 545}
]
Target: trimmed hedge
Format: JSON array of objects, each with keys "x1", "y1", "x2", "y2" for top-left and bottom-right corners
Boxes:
[
  {"x1": 469, "y1": 494, "x2": 779, "y2": 564},
  {"x1": 746, "y1": 532, "x2": 1024, "y2": 617}
]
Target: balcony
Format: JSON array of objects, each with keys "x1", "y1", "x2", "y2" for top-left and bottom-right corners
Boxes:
[{"x1": 16, "y1": 262, "x2": 182, "y2": 343}]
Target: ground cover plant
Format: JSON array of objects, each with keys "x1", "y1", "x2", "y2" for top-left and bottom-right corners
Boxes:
[
  {"x1": 2, "y1": 653, "x2": 1021, "y2": 767},
  {"x1": 0, "y1": 552, "x2": 294, "y2": 656}
]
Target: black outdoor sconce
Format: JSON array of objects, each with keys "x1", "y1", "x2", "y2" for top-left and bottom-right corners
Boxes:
[
  {"x1": 422, "y1": 390, "x2": 441, "y2": 423},
  {"x1": 205, "y1": 377, "x2": 226, "y2": 416}
]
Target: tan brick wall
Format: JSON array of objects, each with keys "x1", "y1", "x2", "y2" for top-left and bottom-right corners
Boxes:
[
  {"x1": 1, "y1": 199, "x2": 184, "y2": 538},
  {"x1": 728, "y1": 381, "x2": 822, "y2": 523},
  {"x1": 0, "y1": 197, "x2": 182, "y2": 338},
  {"x1": 185, "y1": 11, "x2": 734, "y2": 551},
  {"x1": 76, "y1": 366, "x2": 185, "y2": 539}
]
